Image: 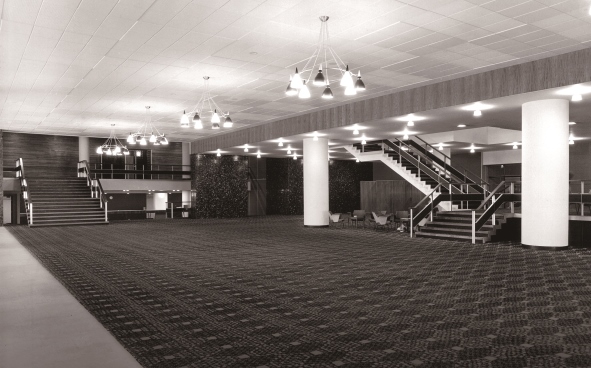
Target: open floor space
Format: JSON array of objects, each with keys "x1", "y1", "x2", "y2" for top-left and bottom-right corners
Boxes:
[{"x1": 4, "y1": 217, "x2": 591, "y2": 367}]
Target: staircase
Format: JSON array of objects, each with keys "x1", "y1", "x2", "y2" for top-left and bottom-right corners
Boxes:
[
  {"x1": 415, "y1": 210, "x2": 506, "y2": 243},
  {"x1": 27, "y1": 178, "x2": 108, "y2": 227},
  {"x1": 344, "y1": 137, "x2": 518, "y2": 244}
]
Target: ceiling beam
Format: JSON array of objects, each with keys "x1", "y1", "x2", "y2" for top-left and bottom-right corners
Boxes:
[{"x1": 191, "y1": 47, "x2": 591, "y2": 154}]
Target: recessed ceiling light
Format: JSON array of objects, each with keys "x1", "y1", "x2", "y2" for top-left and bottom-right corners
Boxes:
[
  {"x1": 569, "y1": 121, "x2": 577, "y2": 125},
  {"x1": 458, "y1": 124, "x2": 466, "y2": 128}
]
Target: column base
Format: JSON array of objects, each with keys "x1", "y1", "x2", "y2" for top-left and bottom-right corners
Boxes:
[
  {"x1": 522, "y1": 244, "x2": 569, "y2": 251},
  {"x1": 304, "y1": 225, "x2": 329, "y2": 228}
]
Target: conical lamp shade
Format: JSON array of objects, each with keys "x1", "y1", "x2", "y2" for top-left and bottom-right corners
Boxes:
[
  {"x1": 313, "y1": 67, "x2": 325, "y2": 86},
  {"x1": 298, "y1": 81, "x2": 310, "y2": 98},
  {"x1": 291, "y1": 67, "x2": 303, "y2": 88},
  {"x1": 322, "y1": 84, "x2": 333, "y2": 99},
  {"x1": 211, "y1": 110, "x2": 220, "y2": 123},
  {"x1": 340, "y1": 65, "x2": 353, "y2": 87},
  {"x1": 354, "y1": 72, "x2": 366, "y2": 91},
  {"x1": 180, "y1": 111, "x2": 190, "y2": 127}
]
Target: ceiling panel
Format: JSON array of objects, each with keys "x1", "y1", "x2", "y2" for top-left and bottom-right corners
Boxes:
[{"x1": 0, "y1": 0, "x2": 590, "y2": 142}]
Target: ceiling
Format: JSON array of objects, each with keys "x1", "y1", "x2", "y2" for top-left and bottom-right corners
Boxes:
[
  {"x1": 210, "y1": 82, "x2": 591, "y2": 159},
  {"x1": 1, "y1": 0, "x2": 591, "y2": 142}
]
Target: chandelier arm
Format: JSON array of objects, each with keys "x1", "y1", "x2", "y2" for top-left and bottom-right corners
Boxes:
[
  {"x1": 305, "y1": 47, "x2": 321, "y2": 82},
  {"x1": 327, "y1": 46, "x2": 346, "y2": 75}
]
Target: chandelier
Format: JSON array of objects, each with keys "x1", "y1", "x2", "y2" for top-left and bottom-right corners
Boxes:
[
  {"x1": 286, "y1": 16, "x2": 365, "y2": 99},
  {"x1": 180, "y1": 76, "x2": 233, "y2": 129},
  {"x1": 127, "y1": 106, "x2": 168, "y2": 146},
  {"x1": 96, "y1": 129, "x2": 129, "y2": 156}
]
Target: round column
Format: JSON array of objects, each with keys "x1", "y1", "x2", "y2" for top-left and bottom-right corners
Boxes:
[
  {"x1": 522, "y1": 99, "x2": 569, "y2": 249},
  {"x1": 79, "y1": 136, "x2": 89, "y2": 162},
  {"x1": 303, "y1": 137, "x2": 329, "y2": 227}
]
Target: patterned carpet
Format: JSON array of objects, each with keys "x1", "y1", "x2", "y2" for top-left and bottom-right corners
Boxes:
[{"x1": 7, "y1": 216, "x2": 591, "y2": 368}]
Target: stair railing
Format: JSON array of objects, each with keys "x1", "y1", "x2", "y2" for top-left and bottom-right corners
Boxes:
[
  {"x1": 409, "y1": 183, "x2": 487, "y2": 236},
  {"x1": 410, "y1": 136, "x2": 489, "y2": 194},
  {"x1": 79, "y1": 160, "x2": 109, "y2": 222},
  {"x1": 382, "y1": 138, "x2": 466, "y2": 195},
  {"x1": 15, "y1": 158, "x2": 33, "y2": 226},
  {"x1": 469, "y1": 181, "x2": 521, "y2": 243}
]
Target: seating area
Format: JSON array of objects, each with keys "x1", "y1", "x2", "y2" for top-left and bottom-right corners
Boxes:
[{"x1": 328, "y1": 210, "x2": 410, "y2": 232}]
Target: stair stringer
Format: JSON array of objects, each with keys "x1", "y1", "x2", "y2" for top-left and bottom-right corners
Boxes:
[{"x1": 344, "y1": 145, "x2": 451, "y2": 211}]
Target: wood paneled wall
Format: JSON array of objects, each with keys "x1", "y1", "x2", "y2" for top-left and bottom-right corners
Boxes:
[
  {"x1": 360, "y1": 180, "x2": 424, "y2": 214},
  {"x1": 2, "y1": 132, "x2": 79, "y2": 178},
  {"x1": 192, "y1": 48, "x2": 591, "y2": 153}
]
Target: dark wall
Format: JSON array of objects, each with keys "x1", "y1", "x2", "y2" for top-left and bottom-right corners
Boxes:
[
  {"x1": 373, "y1": 161, "x2": 404, "y2": 180},
  {"x1": 2, "y1": 132, "x2": 78, "y2": 178},
  {"x1": 451, "y1": 151, "x2": 482, "y2": 180},
  {"x1": 191, "y1": 154, "x2": 248, "y2": 218},
  {"x1": 266, "y1": 158, "x2": 372, "y2": 215},
  {"x1": 266, "y1": 158, "x2": 303, "y2": 215},
  {"x1": 329, "y1": 160, "x2": 373, "y2": 213},
  {"x1": 248, "y1": 156, "x2": 266, "y2": 216},
  {"x1": 361, "y1": 180, "x2": 424, "y2": 214},
  {"x1": 107, "y1": 193, "x2": 146, "y2": 211}
]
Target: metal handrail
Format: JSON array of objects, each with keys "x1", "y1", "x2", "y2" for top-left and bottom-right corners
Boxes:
[
  {"x1": 83, "y1": 163, "x2": 190, "y2": 180},
  {"x1": 476, "y1": 181, "x2": 507, "y2": 210},
  {"x1": 15, "y1": 158, "x2": 33, "y2": 226},
  {"x1": 79, "y1": 160, "x2": 108, "y2": 222},
  {"x1": 411, "y1": 135, "x2": 489, "y2": 189}
]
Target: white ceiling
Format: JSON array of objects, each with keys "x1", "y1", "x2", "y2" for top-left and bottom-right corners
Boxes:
[
  {"x1": 211, "y1": 82, "x2": 591, "y2": 159},
  {"x1": 1, "y1": 0, "x2": 591, "y2": 141}
]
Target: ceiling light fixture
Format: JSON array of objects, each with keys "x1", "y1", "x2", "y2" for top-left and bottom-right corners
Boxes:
[
  {"x1": 572, "y1": 94, "x2": 583, "y2": 102},
  {"x1": 313, "y1": 132, "x2": 319, "y2": 141},
  {"x1": 293, "y1": 153, "x2": 297, "y2": 160},
  {"x1": 244, "y1": 145, "x2": 249, "y2": 152},
  {"x1": 462, "y1": 102, "x2": 492, "y2": 117},
  {"x1": 127, "y1": 106, "x2": 168, "y2": 146},
  {"x1": 286, "y1": 16, "x2": 365, "y2": 99},
  {"x1": 458, "y1": 124, "x2": 466, "y2": 128},
  {"x1": 97, "y1": 130, "x2": 129, "y2": 156},
  {"x1": 469, "y1": 144, "x2": 476, "y2": 153},
  {"x1": 407, "y1": 120, "x2": 414, "y2": 127},
  {"x1": 257, "y1": 151, "x2": 261, "y2": 158},
  {"x1": 278, "y1": 138, "x2": 284, "y2": 147},
  {"x1": 473, "y1": 110, "x2": 482, "y2": 117},
  {"x1": 182, "y1": 76, "x2": 233, "y2": 130},
  {"x1": 513, "y1": 143, "x2": 518, "y2": 149},
  {"x1": 216, "y1": 149, "x2": 221, "y2": 157},
  {"x1": 569, "y1": 121, "x2": 577, "y2": 125},
  {"x1": 287, "y1": 146, "x2": 292, "y2": 155},
  {"x1": 352, "y1": 124, "x2": 359, "y2": 135},
  {"x1": 356, "y1": 158, "x2": 360, "y2": 163},
  {"x1": 438, "y1": 143, "x2": 444, "y2": 151},
  {"x1": 569, "y1": 134, "x2": 575, "y2": 145}
]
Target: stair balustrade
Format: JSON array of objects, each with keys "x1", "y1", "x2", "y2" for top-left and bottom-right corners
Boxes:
[
  {"x1": 15, "y1": 158, "x2": 33, "y2": 226},
  {"x1": 79, "y1": 160, "x2": 109, "y2": 223}
]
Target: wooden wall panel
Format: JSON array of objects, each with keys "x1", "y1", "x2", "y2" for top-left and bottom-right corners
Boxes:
[
  {"x1": 2, "y1": 132, "x2": 79, "y2": 178},
  {"x1": 192, "y1": 48, "x2": 591, "y2": 153},
  {"x1": 361, "y1": 180, "x2": 425, "y2": 214}
]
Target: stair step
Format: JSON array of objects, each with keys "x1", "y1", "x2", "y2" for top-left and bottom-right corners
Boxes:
[
  {"x1": 415, "y1": 231, "x2": 487, "y2": 242},
  {"x1": 34, "y1": 210, "x2": 103, "y2": 215},
  {"x1": 30, "y1": 221, "x2": 109, "y2": 227},
  {"x1": 419, "y1": 227, "x2": 490, "y2": 236},
  {"x1": 427, "y1": 221, "x2": 495, "y2": 228},
  {"x1": 33, "y1": 217, "x2": 106, "y2": 223},
  {"x1": 34, "y1": 212, "x2": 105, "y2": 218}
]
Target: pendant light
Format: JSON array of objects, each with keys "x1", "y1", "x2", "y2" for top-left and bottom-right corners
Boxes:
[
  {"x1": 353, "y1": 125, "x2": 359, "y2": 135},
  {"x1": 569, "y1": 134, "x2": 575, "y2": 145},
  {"x1": 287, "y1": 146, "x2": 292, "y2": 155},
  {"x1": 182, "y1": 76, "x2": 234, "y2": 130},
  {"x1": 285, "y1": 16, "x2": 365, "y2": 99},
  {"x1": 128, "y1": 106, "x2": 168, "y2": 146},
  {"x1": 180, "y1": 111, "x2": 190, "y2": 128},
  {"x1": 97, "y1": 129, "x2": 129, "y2": 156}
]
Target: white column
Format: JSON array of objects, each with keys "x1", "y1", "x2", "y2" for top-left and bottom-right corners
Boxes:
[
  {"x1": 522, "y1": 99, "x2": 569, "y2": 248},
  {"x1": 79, "y1": 136, "x2": 89, "y2": 162},
  {"x1": 303, "y1": 137, "x2": 329, "y2": 227}
]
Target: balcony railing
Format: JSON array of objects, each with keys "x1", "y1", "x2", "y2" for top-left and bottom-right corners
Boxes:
[{"x1": 79, "y1": 163, "x2": 191, "y2": 180}]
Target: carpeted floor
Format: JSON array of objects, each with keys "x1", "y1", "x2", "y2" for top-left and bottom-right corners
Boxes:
[{"x1": 7, "y1": 216, "x2": 591, "y2": 368}]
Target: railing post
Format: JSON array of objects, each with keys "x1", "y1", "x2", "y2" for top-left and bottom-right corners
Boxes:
[
  {"x1": 430, "y1": 193, "x2": 434, "y2": 221},
  {"x1": 471, "y1": 210, "x2": 475, "y2": 244},
  {"x1": 492, "y1": 195, "x2": 496, "y2": 225},
  {"x1": 417, "y1": 155, "x2": 421, "y2": 180},
  {"x1": 510, "y1": 182, "x2": 515, "y2": 214},
  {"x1": 105, "y1": 201, "x2": 108, "y2": 222},
  {"x1": 30, "y1": 203, "x2": 33, "y2": 226},
  {"x1": 581, "y1": 180, "x2": 584, "y2": 216},
  {"x1": 410, "y1": 208, "x2": 413, "y2": 238}
]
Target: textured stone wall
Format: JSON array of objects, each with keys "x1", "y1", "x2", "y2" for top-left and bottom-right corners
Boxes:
[{"x1": 191, "y1": 154, "x2": 248, "y2": 218}]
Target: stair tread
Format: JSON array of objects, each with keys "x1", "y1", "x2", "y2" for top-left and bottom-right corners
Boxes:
[
  {"x1": 420, "y1": 227, "x2": 490, "y2": 234},
  {"x1": 31, "y1": 221, "x2": 109, "y2": 227},
  {"x1": 415, "y1": 232, "x2": 487, "y2": 240}
]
